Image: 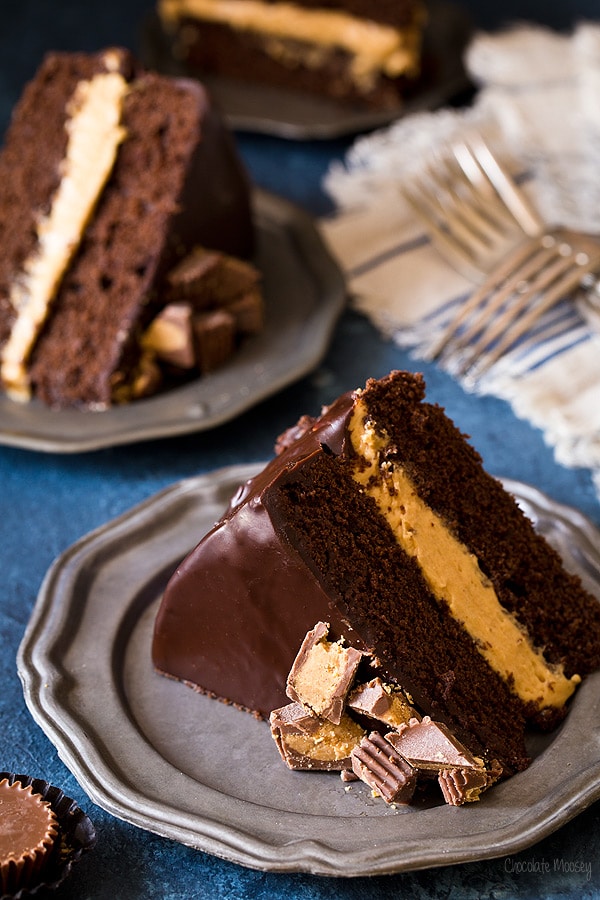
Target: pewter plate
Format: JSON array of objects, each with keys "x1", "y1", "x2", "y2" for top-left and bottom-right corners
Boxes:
[
  {"x1": 0, "y1": 191, "x2": 345, "y2": 453},
  {"x1": 18, "y1": 465, "x2": 600, "y2": 876},
  {"x1": 141, "y1": 2, "x2": 472, "y2": 140}
]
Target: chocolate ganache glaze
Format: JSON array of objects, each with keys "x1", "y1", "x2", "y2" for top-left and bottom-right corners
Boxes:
[{"x1": 152, "y1": 390, "x2": 361, "y2": 717}]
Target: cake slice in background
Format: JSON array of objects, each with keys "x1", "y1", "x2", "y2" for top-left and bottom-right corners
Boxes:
[
  {"x1": 152, "y1": 370, "x2": 600, "y2": 779},
  {"x1": 156, "y1": 0, "x2": 429, "y2": 110},
  {"x1": 0, "y1": 47, "x2": 254, "y2": 409}
]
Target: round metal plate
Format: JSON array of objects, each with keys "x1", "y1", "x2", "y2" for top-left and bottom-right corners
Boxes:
[
  {"x1": 0, "y1": 192, "x2": 345, "y2": 453},
  {"x1": 18, "y1": 467, "x2": 600, "y2": 876}
]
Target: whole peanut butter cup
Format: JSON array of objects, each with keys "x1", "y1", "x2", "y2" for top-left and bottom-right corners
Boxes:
[{"x1": 0, "y1": 778, "x2": 59, "y2": 896}]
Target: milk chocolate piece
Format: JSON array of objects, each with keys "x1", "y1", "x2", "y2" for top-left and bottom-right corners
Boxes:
[
  {"x1": 385, "y1": 717, "x2": 482, "y2": 775},
  {"x1": 270, "y1": 702, "x2": 364, "y2": 771},
  {"x1": 438, "y1": 766, "x2": 491, "y2": 806},
  {"x1": 286, "y1": 622, "x2": 363, "y2": 724},
  {"x1": 193, "y1": 309, "x2": 236, "y2": 373},
  {"x1": 228, "y1": 289, "x2": 264, "y2": 334},
  {"x1": 351, "y1": 732, "x2": 417, "y2": 804},
  {"x1": 269, "y1": 700, "x2": 321, "y2": 736},
  {"x1": 167, "y1": 247, "x2": 222, "y2": 306},
  {"x1": 143, "y1": 302, "x2": 196, "y2": 369},
  {"x1": 140, "y1": 244, "x2": 265, "y2": 377},
  {"x1": 347, "y1": 677, "x2": 418, "y2": 729},
  {"x1": 167, "y1": 245, "x2": 261, "y2": 309}
]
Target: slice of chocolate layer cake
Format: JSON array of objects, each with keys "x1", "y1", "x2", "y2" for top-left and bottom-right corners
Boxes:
[
  {"x1": 0, "y1": 47, "x2": 253, "y2": 408},
  {"x1": 152, "y1": 370, "x2": 600, "y2": 775},
  {"x1": 157, "y1": 0, "x2": 428, "y2": 110}
]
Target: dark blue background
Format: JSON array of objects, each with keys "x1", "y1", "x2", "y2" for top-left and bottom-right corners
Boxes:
[{"x1": 2, "y1": 2, "x2": 600, "y2": 898}]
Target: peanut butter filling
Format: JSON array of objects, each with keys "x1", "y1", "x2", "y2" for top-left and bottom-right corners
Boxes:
[
  {"x1": 282, "y1": 713, "x2": 365, "y2": 763},
  {"x1": 348, "y1": 397, "x2": 580, "y2": 711},
  {"x1": 1, "y1": 56, "x2": 128, "y2": 400},
  {"x1": 159, "y1": 0, "x2": 423, "y2": 90}
]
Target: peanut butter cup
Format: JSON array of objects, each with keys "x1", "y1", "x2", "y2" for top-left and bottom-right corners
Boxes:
[{"x1": 0, "y1": 778, "x2": 59, "y2": 896}]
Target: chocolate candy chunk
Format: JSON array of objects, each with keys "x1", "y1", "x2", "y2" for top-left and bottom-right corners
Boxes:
[
  {"x1": 438, "y1": 766, "x2": 491, "y2": 806},
  {"x1": 386, "y1": 717, "x2": 501, "y2": 805},
  {"x1": 270, "y1": 702, "x2": 364, "y2": 771},
  {"x1": 139, "y1": 245, "x2": 265, "y2": 380},
  {"x1": 142, "y1": 302, "x2": 196, "y2": 369},
  {"x1": 347, "y1": 677, "x2": 418, "y2": 729},
  {"x1": 286, "y1": 622, "x2": 363, "y2": 724},
  {"x1": 227, "y1": 289, "x2": 264, "y2": 334},
  {"x1": 269, "y1": 700, "x2": 320, "y2": 736},
  {"x1": 167, "y1": 246, "x2": 261, "y2": 309},
  {"x1": 193, "y1": 309, "x2": 235, "y2": 373},
  {"x1": 351, "y1": 732, "x2": 416, "y2": 804},
  {"x1": 167, "y1": 247, "x2": 222, "y2": 306},
  {"x1": 386, "y1": 717, "x2": 482, "y2": 775}
]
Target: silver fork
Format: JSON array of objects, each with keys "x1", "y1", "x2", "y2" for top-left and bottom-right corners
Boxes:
[
  {"x1": 431, "y1": 228, "x2": 600, "y2": 375},
  {"x1": 401, "y1": 135, "x2": 543, "y2": 283},
  {"x1": 402, "y1": 136, "x2": 600, "y2": 375}
]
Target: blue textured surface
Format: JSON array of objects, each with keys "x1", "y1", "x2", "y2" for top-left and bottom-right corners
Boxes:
[{"x1": 2, "y1": 2, "x2": 600, "y2": 897}]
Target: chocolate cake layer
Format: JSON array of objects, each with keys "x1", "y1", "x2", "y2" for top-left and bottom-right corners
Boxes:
[{"x1": 152, "y1": 371, "x2": 600, "y2": 774}]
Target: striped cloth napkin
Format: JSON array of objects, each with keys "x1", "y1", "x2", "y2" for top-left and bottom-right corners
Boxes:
[{"x1": 320, "y1": 23, "x2": 600, "y2": 499}]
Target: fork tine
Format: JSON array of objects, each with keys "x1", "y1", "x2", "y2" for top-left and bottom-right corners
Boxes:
[
  {"x1": 429, "y1": 152, "x2": 510, "y2": 246},
  {"x1": 451, "y1": 141, "x2": 529, "y2": 235},
  {"x1": 455, "y1": 245, "x2": 576, "y2": 373},
  {"x1": 469, "y1": 249, "x2": 600, "y2": 375},
  {"x1": 434, "y1": 231, "x2": 600, "y2": 369},
  {"x1": 453, "y1": 239, "x2": 565, "y2": 360},
  {"x1": 401, "y1": 138, "x2": 542, "y2": 286},
  {"x1": 465, "y1": 136, "x2": 544, "y2": 237},
  {"x1": 403, "y1": 135, "x2": 600, "y2": 377},
  {"x1": 401, "y1": 178, "x2": 488, "y2": 282},
  {"x1": 429, "y1": 237, "x2": 543, "y2": 359}
]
